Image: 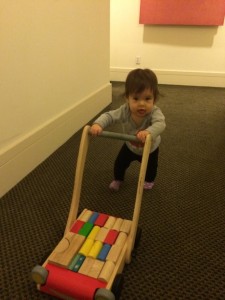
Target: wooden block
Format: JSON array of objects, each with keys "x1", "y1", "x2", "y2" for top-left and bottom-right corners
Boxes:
[
  {"x1": 48, "y1": 233, "x2": 85, "y2": 268},
  {"x1": 88, "y1": 225, "x2": 100, "y2": 240},
  {"x1": 94, "y1": 213, "x2": 109, "y2": 227},
  {"x1": 112, "y1": 218, "x2": 123, "y2": 231},
  {"x1": 97, "y1": 244, "x2": 111, "y2": 261},
  {"x1": 87, "y1": 241, "x2": 103, "y2": 259},
  {"x1": 106, "y1": 244, "x2": 122, "y2": 264},
  {"x1": 79, "y1": 238, "x2": 94, "y2": 256},
  {"x1": 120, "y1": 219, "x2": 132, "y2": 234},
  {"x1": 88, "y1": 259, "x2": 104, "y2": 279},
  {"x1": 95, "y1": 227, "x2": 109, "y2": 242},
  {"x1": 79, "y1": 210, "x2": 93, "y2": 222},
  {"x1": 104, "y1": 216, "x2": 116, "y2": 229},
  {"x1": 104, "y1": 230, "x2": 119, "y2": 245},
  {"x1": 98, "y1": 260, "x2": 115, "y2": 282},
  {"x1": 78, "y1": 257, "x2": 94, "y2": 275},
  {"x1": 70, "y1": 220, "x2": 85, "y2": 233},
  {"x1": 79, "y1": 257, "x2": 104, "y2": 279},
  {"x1": 78, "y1": 222, "x2": 94, "y2": 237},
  {"x1": 115, "y1": 231, "x2": 127, "y2": 247}
]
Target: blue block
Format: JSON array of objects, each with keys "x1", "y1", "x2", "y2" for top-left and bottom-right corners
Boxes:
[
  {"x1": 97, "y1": 244, "x2": 111, "y2": 261},
  {"x1": 88, "y1": 212, "x2": 99, "y2": 224}
]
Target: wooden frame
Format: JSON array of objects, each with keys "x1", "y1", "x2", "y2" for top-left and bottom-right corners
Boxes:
[{"x1": 32, "y1": 125, "x2": 152, "y2": 299}]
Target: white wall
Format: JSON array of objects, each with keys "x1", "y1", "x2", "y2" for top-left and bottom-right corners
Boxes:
[
  {"x1": 0, "y1": 0, "x2": 111, "y2": 197},
  {"x1": 110, "y1": 0, "x2": 225, "y2": 87}
]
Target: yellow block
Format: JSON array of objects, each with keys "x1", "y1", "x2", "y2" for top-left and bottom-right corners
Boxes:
[
  {"x1": 88, "y1": 240, "x2": 103, "y2": 258},
  {"x1": 79, "y1": 238, "x2": 94, "y2": 256},
  {"x1": 88, "y1": 225, "x2": 100, "y2": 240}
]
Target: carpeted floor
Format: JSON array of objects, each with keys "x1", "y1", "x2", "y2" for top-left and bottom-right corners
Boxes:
[{"x1": 0, "y1": 82, "x2": 225, "y2": 299}]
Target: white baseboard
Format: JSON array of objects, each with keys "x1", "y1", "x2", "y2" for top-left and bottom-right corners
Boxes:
[
  {"x1": 0, "y1": 83, "x2": 112, "y2": 198},
  {"x1": 110, "y1": 67, "x2": 225, "y2": 88}
]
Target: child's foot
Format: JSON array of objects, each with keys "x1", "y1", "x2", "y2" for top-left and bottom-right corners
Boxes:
[
  {"x1": 144, "y1": 181, "x2": 154, "y2": 190},
  {"x1": 109, "y1": 180, "x2": 122, "y2": 191}
]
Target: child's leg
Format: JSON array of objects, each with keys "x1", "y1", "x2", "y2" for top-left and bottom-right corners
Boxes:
[
  {"x1": 114, "y1": 143, "x2": 136, "y2": 181},
  {"x1": 144, "y1": 148, "x2": 159, "y2": 182}
]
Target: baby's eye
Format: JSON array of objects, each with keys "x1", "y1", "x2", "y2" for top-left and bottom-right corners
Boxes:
[{"x1": 133, "y1": 97, "x2": 139, "y2": 101}]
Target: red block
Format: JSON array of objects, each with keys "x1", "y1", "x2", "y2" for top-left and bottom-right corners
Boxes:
[
  {"x1": 41, "y1": 263, "x2": 106, "y2": 299},
  {"x1": 70, "y1": 220, "x2": 85, "y2": 233},
  {"x1": 94, "y1": 213, "x2": 109, "y2": 227},
  {"x1": 104, "y1": 230, "x2": 119, "y2": 245}
]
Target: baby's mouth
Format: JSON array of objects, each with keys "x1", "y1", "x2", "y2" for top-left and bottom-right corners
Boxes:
[{"x1": 137, "y1": 109, "x2": 146, "y2": 115}]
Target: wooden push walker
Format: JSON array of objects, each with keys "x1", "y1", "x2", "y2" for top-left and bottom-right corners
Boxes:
[{"x1": 31, "y1": 125, "x2": 151, "y2": 300}]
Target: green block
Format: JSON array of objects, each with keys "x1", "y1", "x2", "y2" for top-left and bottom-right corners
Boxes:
[
  {"x1": 73, "y1": 254, "x2": 86, "y2": 272},
  {"x1": 78, "y1": 222, "x2": 93, "y2": 237},
  {"x1": 69, "y1": 253, "x2": 82, "y2": 271}
]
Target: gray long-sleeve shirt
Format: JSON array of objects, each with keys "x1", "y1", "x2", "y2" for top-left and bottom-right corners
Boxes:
[{"x1": 93, "y1": 103, "x2": 166, "y2": 155}]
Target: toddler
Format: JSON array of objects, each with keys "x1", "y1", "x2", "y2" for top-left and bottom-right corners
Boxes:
[{"x1": 90, "y1": 68, "x2": 166, "y2": 191}]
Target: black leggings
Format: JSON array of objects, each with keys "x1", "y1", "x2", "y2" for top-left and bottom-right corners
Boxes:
[{"x1": 113, "y1": 143, "x2": 159, "y2": 182}]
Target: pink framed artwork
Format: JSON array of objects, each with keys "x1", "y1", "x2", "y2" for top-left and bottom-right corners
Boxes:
[{"x1": 139, "y1": 0, "x2": 225, "y2": 26}]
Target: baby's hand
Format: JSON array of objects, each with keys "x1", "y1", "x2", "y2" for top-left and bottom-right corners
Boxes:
[
  {"x1": 90, "y1": 124, "x2": 103, "y2": 136},
  {"x1": 136, "y1": 130, "x2": 149, "y2": 143}
]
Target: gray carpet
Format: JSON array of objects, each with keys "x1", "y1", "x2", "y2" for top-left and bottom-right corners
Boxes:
[{"x1": 0, "y1": 82, "x2": 225, "y2": 299}]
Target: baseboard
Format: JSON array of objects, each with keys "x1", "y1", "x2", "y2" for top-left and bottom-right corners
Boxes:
[
  {"x1": 0, "y1": 83, "x2": 112, "y2": 198},
  {"x1": 110, "y1": 67, "x2": 225, "y2": 88}
]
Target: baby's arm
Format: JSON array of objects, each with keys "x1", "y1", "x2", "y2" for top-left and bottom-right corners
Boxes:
[
  {"x1": 90, "y1": 104, "x2": 126, "y2": 136},
  {"x1": 90, "y1": 123, "x2": 103, "y2": 136},
  {"x1": 145, "y1": 107, "x2": 166, "y2": 140}
]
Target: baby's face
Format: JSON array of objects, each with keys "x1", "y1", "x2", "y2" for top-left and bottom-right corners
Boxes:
[{"x1": 127, "y1": 88, "x2": 154, "y2": 119}]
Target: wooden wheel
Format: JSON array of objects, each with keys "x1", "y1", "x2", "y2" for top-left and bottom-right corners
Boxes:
[
  {"x1": 95, "y1": 288, "x2": 115, "y2": 300},
  {"x1": 31, "y1": 265, "x2": 48, "y2": 285}
]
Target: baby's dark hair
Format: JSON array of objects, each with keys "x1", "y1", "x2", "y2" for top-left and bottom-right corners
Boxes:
[{"x1": 125, "y1": 68, "x2": 159, "y2": 101}]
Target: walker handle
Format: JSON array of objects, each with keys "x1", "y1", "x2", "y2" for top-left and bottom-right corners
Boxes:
[{"x1": 93, "y1": 130, "x2": 140, "y2": 142}]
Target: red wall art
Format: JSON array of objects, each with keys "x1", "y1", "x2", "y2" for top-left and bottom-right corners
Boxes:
[{"x1": 139, "y1": 0, "x2": 225, "y2": 26}]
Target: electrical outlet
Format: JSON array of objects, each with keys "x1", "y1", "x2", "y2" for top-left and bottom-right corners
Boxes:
[{"x1": 135, "y1": 56, "x2": 141, "y2": 65}]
